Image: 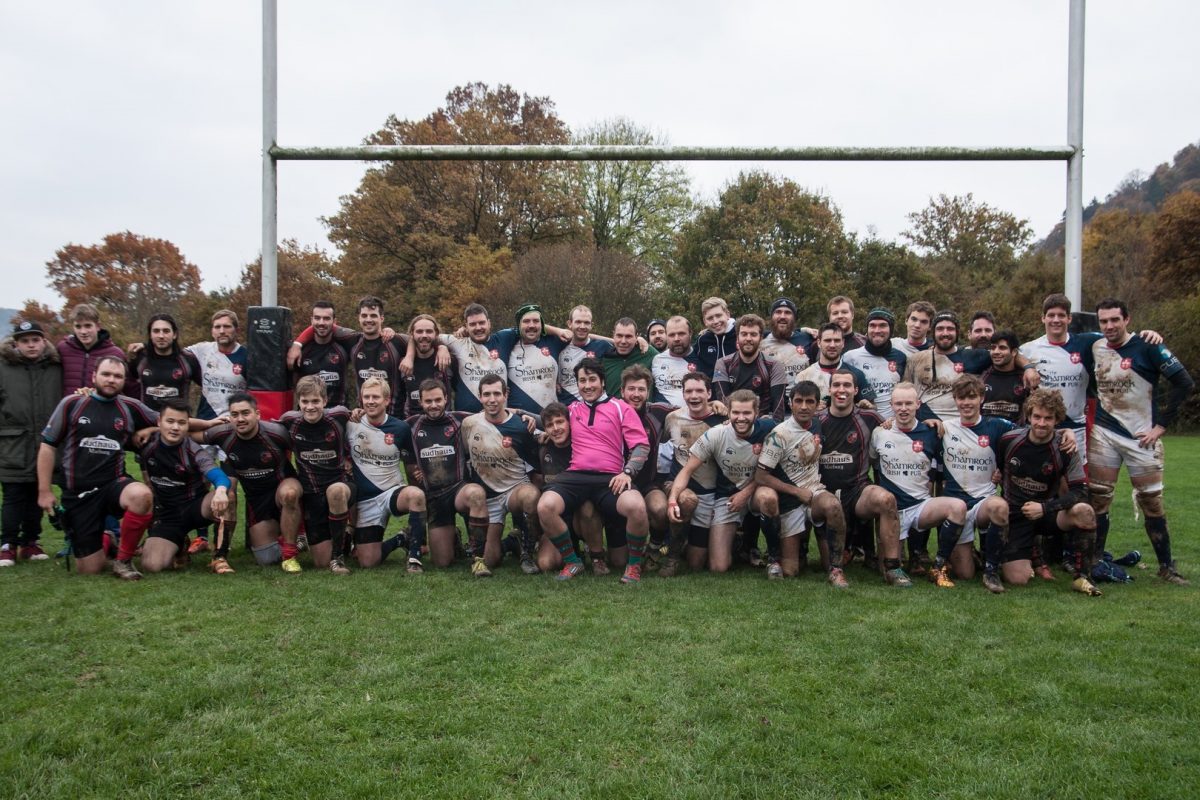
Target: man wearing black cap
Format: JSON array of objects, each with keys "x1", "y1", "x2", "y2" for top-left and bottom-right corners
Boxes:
[
  {"x1": 843, "y1": 308, "x2": 908, "y2": 420},
  {"x1": 760, "y1": 298, "x2": 814, "y2": 390},
  {"x1": 0, "y1": 321, "x2": 62, "y2": 566},
  {"x1": 645, "y1": 319, "x2": 667, "y2": 352},
  {"x1": 903, "y1": 311, "x2": 1038, "y2": 422}
]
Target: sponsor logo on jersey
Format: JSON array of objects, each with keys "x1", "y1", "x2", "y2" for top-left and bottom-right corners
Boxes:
[
  {"x1": 419, "y1": 445, "x2": 455, "y2": 458},
  {"x1": 300, "y1": 449, "x2": 337, "y2": 462},
  {"x1": 80, "y1": 436, "x2": 121, "y2": 452},
  {"x1": 145, "y1": 385, "x2": 180, "y2": 399},
  {"x1": 318, "y1": 370, "x2": 341, "y2": 383}
]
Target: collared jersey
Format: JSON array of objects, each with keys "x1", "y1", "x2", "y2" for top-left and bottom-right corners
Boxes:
[
  {"x1": 505, "y1": 332, "x2": 565, "y2": 413},
  {"x1": 460, "y1": 412, "x2": 539, "y2": 496},
  {"x1": 42, "y1": 394, "x2": 159, "y2": 491},
  {"x1": 186, "y1": 341, "x2": 247, "y2": 419},
  {"x1": 689, "y1": 418, "x2": 776, "y2": 496},
  {"x1": 760, "y1": 331, "x2": 814, "y2": 389},
  {"x1": 998, "y1": 427, "x2": 1086, "y2": 511},
  {"x1": 842, "y1": 347, "x2": 908, "y2": 419},
  {"x1": 813, "y1": 409, "x2": 884, "y2": 492},
  {"x1": 869, "y1": 423, "x2": 941, "y2": 509},
  {"x1": 279, "y1": 407, "x2": 353, "y2": 493},
  {"x1": 940, "y1": 416, "x2": 1014, "y2": 503},
  {"x1": 1019, "y1": 333, "x2": 1098, "y2": 426},
  {"x1": 407, "y1": 411, "x2": 472, "y2": 496},
  {"x1": 758, "y1": 416, "x2": 823, "y2": 511},
  {"x1": 903, "y1": 347, "x2": 991, "y2": 421},
  {"x1": 138, "y1": 434, "x2": 221, "y2": 507},
  {"x1": 558, "y1": 339, "x2": 614, "y2": 402},
  {"x1": 1091, "y1": 335, "x2": 1188, "y2": 438},
  {"x1": 348, "y1": 415, "x2": 413, "y2": 500},
  {"x1": 890, "y1": 337, "x2": 931, "y2": 358},
  {"x1": 203, "y1": 420, "x2": 295, "y2": 496},
  {"x1": 565, "y1": 395, "x2": 648, "y2": 474},
  {"x1": 651, "y1": 349, "x2": 699, "y2": 408}
]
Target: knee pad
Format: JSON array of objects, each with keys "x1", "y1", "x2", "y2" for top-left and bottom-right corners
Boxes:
[
  {"x1": 1134, "y1": 487, "x2": 1164, "y2": 518},
  {"x1": 252, "y1": 540, "x2": 282, "y2": 565},
  {"x1": 1088, "y1": 479, "x2": 1116, "y2": 515}
]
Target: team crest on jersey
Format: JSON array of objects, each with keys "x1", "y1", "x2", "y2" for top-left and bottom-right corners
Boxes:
[
  {"x1": 380, "y1": 352, "x2": 390, "y2": 363},
  {"x1": 978, "y1": 435, "x2": 990, "y2": 447},
  {"x1": 172, "y1": 368, "x2": 183, "y2": 380},
  {"x1": 329, "y1": 353, "x2": 341, "y2": 364},
  {"x1": 113, "y1": 417, "x2": 125, "y2": 432},
  {"x1": 175, "y1": 464, "x2": 186, "y2": 474},
  {"x1": 540, "y1": 347, "x2": 551, "y2": 357},
  {"x1": 325, "y1": 431, "x2": 337, "y2": 442},
  {"x1": 416, "y1": 430, "x2": 426, "y2": 438},
  {"x1": 232, "y1": 364, "x2": 242, "y2": 375},
  {"x1": 796, "y1": 346, "x2": 805, "y2": 355},
  {"x1": 1121, "y1": 358, "x2": 1133, "y2": 370},
  {"x1": 260, "y1": 452, "x2": 272, "y2": 464},
  {"x1": 813, "y1": 435, "x2": 822, "y2": 446},
  {"x1": 953, "y1": 363, "x2": 964, "y2": 373},
  {"x1": 688, "y1": 363, "x2": 697, "y2": 372},
  {"x1": 489, "y1": 350, "x2": 500, "y2": 360},
  {"x1": 847, "y1": 432, "x2": 858, "y2": 444},
  {"x1": 1042, "y1": 463, "x2": 1055, "y2": 475},
  {"x1": 1070, "y1": 352, "x2": 1082, "y2": 364},
  {"x1": 446, "y1": 424, "x2": 456, "y2": 435},
  {"x1": 888, "y1": 361, "x2": 898, "y2": 372},
  {"x1": 502, "y1": 436, "x2": 513, "y2": 448},
  {"x1": 912, "y1": 441, "x2": 924, "y2": 453},
  {"x1": 357, "y1": 352, "x2": 366, "y2": 360},
  {"x1": 384, "y1": 433, "x2": 394, "y2": 445},
  {"x1": 752, "y1": 443, "x2": 762, "y2": 455},
  {"x1": 752, "y1": 376, "x2": 762, "y2": 388}
]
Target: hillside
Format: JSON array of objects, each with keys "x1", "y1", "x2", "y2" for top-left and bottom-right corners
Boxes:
[{"x1": 1039, "y1": 140, "x2": 1200, "y2": 252}]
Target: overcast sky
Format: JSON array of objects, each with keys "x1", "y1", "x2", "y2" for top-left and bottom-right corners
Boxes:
[{"x1": 3, "y1": 1, "x2": 1197, "y2": 308}]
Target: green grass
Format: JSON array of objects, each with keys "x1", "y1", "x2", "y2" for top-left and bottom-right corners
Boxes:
[{"x1": 3, "y1": 438, "x2": 1199, "y2": 799}]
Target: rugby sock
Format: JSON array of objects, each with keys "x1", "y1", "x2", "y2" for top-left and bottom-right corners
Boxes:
[
  {"x1": 884, "y1": 558, "x2": 902, "y2": 571},
  {"x1": 823, "y1": 518, "x2": 846, "y2": 570},
  {"x1": 1144, "y1": 516, "x2": 1173, "y2": 566},
  {"x1": 1071, "y1": 526, "x2": 1097, "y2": 577},
  {"x1": 519, "y1": 511, "x2": 539, "y2": 558},
  {"x1": 908, "y1": 529, "x2": 931, "y2": 558},
  {"x1": 742, "y1": 515, "x2": 761, "y2": 555},
  {"x1": 760, "y1": 515, "x2": 782, "y2": 561},
  {"x1": 1095, "y1": 512, "x2": 1110, "y2": 555},
  {"x1": 213, "y1": 520, "x2": 234, "y2": 558},
  {"x1": 666, "y1": 522, "x2": 688, "y2": 561},
  {"x1": 117, "y1": 510, "x2": 153, "y2": 562},
  {"x1": 626, "y1": 530, "x2": 647, "y2": 566},
  {"x1": 328, "y1": 511, "x2": 349, "y2": 558},
  {"x1": 407, "y1": 511, "x2": 427, "y2": 559},
  {"x1": 549, "y1": 530, "x2": 581, "y2": 565},
  {"x1": 466, "y1": 515, "x2": 489, "y2": 559},
  {"x1": 981, "y1": 523, "x2": 1003, "y2": 574},
  {"x1": 380, "y1": 533, "x2": 404, "y2": 561},
  {"x1": 279, "y1": 538, "x2": 299, "y2": 561},
  {"x1": 935, "y1": 520, "x2": 963, "y2": 565}
]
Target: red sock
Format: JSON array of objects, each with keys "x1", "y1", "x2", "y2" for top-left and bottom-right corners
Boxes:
[
  {"x1": 279, "y1": 537, "x2": 299, "y2": 561},
  {"x1": 118, "y1": 511, "x2": 154, "y2": 561}
]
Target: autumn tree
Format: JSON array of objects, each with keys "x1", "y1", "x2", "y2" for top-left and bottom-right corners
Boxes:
[
  {"x1": 1150, "y1": 190, "x2": 1200, "y2": 290},
  {"x1": 12, "y1": 300, "x2": 66, "y2": 341},
  {"x1": 571, "y1": 118, "x2": 692, "y2": 274},
  {"x1": 209, "y1": 240, "x2": 341, "y2": 333},
  {"x1": 1080, "y1": 208, "x2": 1155, "y2": 309},
  {"x1": 325, "y1": 83, "x2": 584, "y2": 324},
  {"x1": 43, "y1": 231, "x2": 202, "y2": 344},
  {"x1": 664, "y1": 172, "x2": 852, "y2": 325},
  {"x1": 843, "y1": 236, "x2": 943, "y2": 318},
  {"x1": 903, "y1": 193, "x2": 1032, "y2": 310},
  {"x1": 485, "y1": 242, "x2": 662, "y2": 334}
]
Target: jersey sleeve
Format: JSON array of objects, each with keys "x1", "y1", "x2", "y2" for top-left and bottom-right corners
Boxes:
[
  {"x1": 127, "y1": 397, "x2": 160, "y2": 429},
  {"x1": 711, "y1": 356, "x2": 732, "y2": 401},
  {"x1": 758, "y1": 427, "x2": 788, "y2": 471},
  {"x1": 619, "y1": 401, "x2": 649, "y2": 451},
  {"x1": 202, "y1": 422, "x2": 235, "y2": 446},
  {"x1": 41, "y1": 396, "x2": 79, "y2": 445}
]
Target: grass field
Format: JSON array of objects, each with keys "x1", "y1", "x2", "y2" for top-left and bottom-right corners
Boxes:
[{"x1": 2, "y1": 438, "x2": 1199, "y2": 799}]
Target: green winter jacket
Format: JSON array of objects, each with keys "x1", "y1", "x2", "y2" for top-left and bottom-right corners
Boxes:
[{"x1": 0, "y1": 336, "x2": 63, "y2": 482}]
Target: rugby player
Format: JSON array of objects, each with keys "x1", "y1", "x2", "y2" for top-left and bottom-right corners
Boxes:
[
  {"x1": 536, "y1": 358, "x2": 651, "y2": 582},
  {"x1": 816, "y1": 370, "x2": 909, "y2": 586},
  {"x1": 185, "y1": 309, "x2": 248, "y2": 420},
  {"x1": 996, "y1": 388, "x2": 1100, "y2": 595},
  {"x1": 558, "y1": 305, "x2": 615, "y2": 402},
  {"x1": 397, "y1": 314, "x2": 454, "y2": 418},
  {"x1": 967, "y1": 311, "x2": 996, "y2": 350},
  {"x1": 981, "y1": 330, "x2": 1027, "y2": 422},
  {"x1": 843, "y1": 308, "x2": 908, "y2": 419},
  {"x1": 793, "y1": 323, "x2": 874, "y2": 408},
  {"x1": 694, "y1": 297, "x2": 737, "y2": 378},
  {"x1": 129, "y1": 313, "x2": 201, "y2": 411},
  {"x1": 202, "y1": 392, "x2": 303, "y2": 572},
  {"x1": 890, "y1": 301, "x2": 935, "y2": 358},
  {"x1": 755, "y1": 381, "x2": 849, "y2": 585},
  {"x1": 535, "y1": 402, "x2": 611, "y2": 575},
  {"x1": 645, "y1": 319, "x2": 668, "y2": 352},
  {"x1": 656, "y1": 372, "x2": 726, "y2": 576},
  {"x1": 870, "y1": 383, "x2": 969, "y2": 588},
  {"x1": 712, "y1": 314, "x2": 788, "y2": 420},
  {"x1": 618, "y1": 365, "x2": 673, "y2": 563},
  {"x1": 460, "y1": 374, "x2": 543, "y2": 574},
  {"x1": 602, "y1": 317, "x2": 657, "y2": 397},
  {"x1": 37, "y1": 356, "x2": 158, "y2": 576},
  {"x1": 348, "y1": 377, "x2": 427, "y2": 571},
  {"x1": 668, "y1": 390, "x2": 778, "y2": 574},
  {"x1": 1087, "y1": 298, "x2": 1194, "y2": 585},
  {"x1": 133, "y1": 398, "x2": 233, "y2": 574},
  {"x1": 405, "y1": 379, "x2": 489, "y2": 572},
  {"x1": 651, "y1": 315, "x2": 698, "y2": 407},
  {"x1": 823, "y1": 295, "x2": 867, "y2": 354},
  {"x1": 759, "y1": 297, "x2": 813, "y2": 390},
  {"x1": 277, "y1": 376, "x2": 358, "y2": 574}
]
